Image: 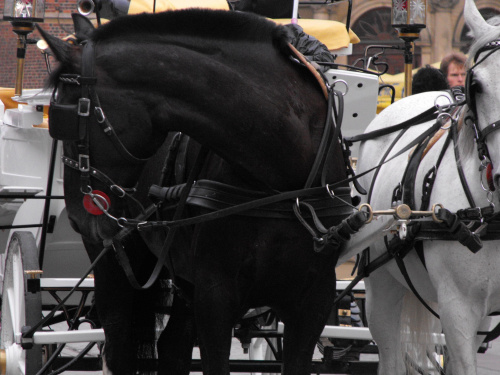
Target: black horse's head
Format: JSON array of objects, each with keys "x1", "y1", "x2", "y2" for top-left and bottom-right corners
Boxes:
[{"x1": 38, "y1": 15, "x2": 167, "y2": 243}]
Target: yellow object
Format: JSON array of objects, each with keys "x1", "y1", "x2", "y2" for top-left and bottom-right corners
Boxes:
[
  {"x1": 0, "y1": 87, "x2": 20, "y2": 109},
  {"x1": 273, "y1": 19, "x2": 359, "y2": 51},
  {"x1": 129, "y1": 0, "x2": 230, "y2": 14},
  {"x1": 1, "y1": 87, "x2": 49, "y2": 128}
]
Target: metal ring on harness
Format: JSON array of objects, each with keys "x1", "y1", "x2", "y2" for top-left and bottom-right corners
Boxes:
[
  {"x1": 358, "y1": 203, "x2": 373, "y2": 223},
  {"x1": 91, "y1": 192, "x2": 111, "y2": 212},
  {"x1": 331, "y1": 79, "x2": 348, "y2": 96},
  {"x1": 437, "y1": 112, "x2": 453, "y2": 129},
  {"x1": 431, "y1": 203, "x2": 444, "y2": 223},
  {"x1": 434, "y1": 94, "x2": 454, "y2": 129},
  {"x1": 434, "y1": 94, "x2": 453, "y2": 111}
]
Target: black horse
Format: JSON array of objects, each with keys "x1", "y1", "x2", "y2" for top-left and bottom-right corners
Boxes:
[{"x1": 39, "y1": 9, "x2": 356, "y2": 375}]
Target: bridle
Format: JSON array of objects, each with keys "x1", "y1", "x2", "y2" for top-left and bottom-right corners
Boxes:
[
  {"x1": 50, "y1": 40, "x2": 151, "y2": 225},
  {"x1": 465, "y1": 39, "x2": 500, "y2": 168}
]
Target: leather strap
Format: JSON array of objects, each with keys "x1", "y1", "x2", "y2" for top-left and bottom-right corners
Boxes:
[
  {"x1": 287, "y1": 43, "x2": 329, "y2": 100},
  {"x1": 344, "y1": 106, "x2": 437, "y2": 144},
  {"x1": 150, "y1": 180, "x2": 353, "y2": 220},
  {"x1": 113, "y1": 145, "x2": 211, "y2": 291}
]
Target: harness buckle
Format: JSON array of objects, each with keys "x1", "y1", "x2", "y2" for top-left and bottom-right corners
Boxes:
[
  {"x1": 79, "y1": 154, "x2": 90, "y2": 173},
  {"x1": 78, "y1": 98, "x2": 91, "y2": 117}
]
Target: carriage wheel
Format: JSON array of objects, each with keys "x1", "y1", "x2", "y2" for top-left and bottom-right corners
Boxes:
[{"x1": 1, "y1": 232, "x2": 43, "y2": 375}]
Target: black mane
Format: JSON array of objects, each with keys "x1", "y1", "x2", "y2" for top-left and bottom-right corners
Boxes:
[
  {"x1": 44, "y1": 9, "x2": 291, "y2": 89},
  {"x1": 92, "y1": 8, "x2": 287, "y2": 45}
]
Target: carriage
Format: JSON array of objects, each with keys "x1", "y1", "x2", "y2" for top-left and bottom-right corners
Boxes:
[{"x1": 1, "y1": 0, "x2": 500, "y2": 374}]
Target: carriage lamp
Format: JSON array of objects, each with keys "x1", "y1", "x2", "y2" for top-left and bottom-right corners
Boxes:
[
  {"x1": 2, "y1": 0, "x2": 45, "y2": 96},
  {"x1": 391, "y1": 0, "x2": 427, "y2": 96}
]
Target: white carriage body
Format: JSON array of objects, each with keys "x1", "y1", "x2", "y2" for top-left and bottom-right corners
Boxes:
[{"x1": 0, "y1": 91, "x2": 89, "y2": 297}]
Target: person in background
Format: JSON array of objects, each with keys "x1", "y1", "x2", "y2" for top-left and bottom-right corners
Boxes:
[
  {"x1": 440, "y1": 52, "x2": 467, "y2": 88},
  {"x1": 412, "y1": 65, "x2": 449, "y2": 95}
]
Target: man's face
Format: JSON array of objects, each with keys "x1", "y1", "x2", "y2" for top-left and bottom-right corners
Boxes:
[{"x1": 447, "y1": 61, "x2": 466, "y2": 87}]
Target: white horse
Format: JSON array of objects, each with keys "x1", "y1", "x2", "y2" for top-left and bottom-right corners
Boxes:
[{"x1": 356, "y1": 0, "x2": 500, "y2": 374}]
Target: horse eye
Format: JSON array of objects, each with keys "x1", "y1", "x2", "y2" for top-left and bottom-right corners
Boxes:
[{"x1": 471, "y1": 78, "x2": 483, "y2": 94}]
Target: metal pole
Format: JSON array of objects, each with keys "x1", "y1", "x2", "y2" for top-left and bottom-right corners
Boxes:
[
  {"x1": 403, "y1": 41, "x2": 413, "y2": 97},
  {"x1": 291, "y1": 0, "x2": 299, "y2": 24},
  {"x1": 12, "y1": 23, "x2": 34, "y2": 96},
  {"x1": 39, "y1": 139, "x2": 59, "y2": 269}
]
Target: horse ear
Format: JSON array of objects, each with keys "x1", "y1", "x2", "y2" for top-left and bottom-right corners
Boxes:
[
  {"x1": 464, "y1": 0, "x2": 494, "y2": 39},
  {"x1": 72, "y1": 13, "x2": 95, "y2": 42},
  {"x1": 36, "y1": 25, "x2": 78, "y2": 65}
]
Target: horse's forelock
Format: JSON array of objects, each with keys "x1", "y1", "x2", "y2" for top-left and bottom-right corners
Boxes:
[{"x1": 92, "y1": 9, "x2": 280, "y2": 44}]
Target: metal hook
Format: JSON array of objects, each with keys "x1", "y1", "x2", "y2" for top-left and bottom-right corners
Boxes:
[
  {"x1": 295, "y1": 197, "x2": 301, "y2": 213},
  {"x1": 326, "y1": 184, "x2": 336, "y2": 199}
]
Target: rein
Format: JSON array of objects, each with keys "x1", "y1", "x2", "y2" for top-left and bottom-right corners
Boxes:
[
  {"x1": 52, "y1": 38, "x2": 362, "y2": 291},
  {"x1": 347, "y1": 40, "x2": 500, "y2": 339}
]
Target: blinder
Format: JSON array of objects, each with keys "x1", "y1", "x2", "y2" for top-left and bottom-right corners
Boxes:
[
  {"x1": 465, "y1": 69, "x2": 476, "y2": 118},
  {"x1": 48, "y1": 99, "x2": 87, "y2": 141},
  {"x1": 49, "y1": 41, "x2": 97, "y2": 141}
]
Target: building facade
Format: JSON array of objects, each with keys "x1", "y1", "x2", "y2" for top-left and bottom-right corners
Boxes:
[
  {"x1": 0, "y1": 0, "x2": 76, "y2": 89},
  {"x1": 301, "y1": 0, "x2": 500, "y2": 74},
  {"x1": 1, "y1": 0, "x2": 500, "y2": 88}
]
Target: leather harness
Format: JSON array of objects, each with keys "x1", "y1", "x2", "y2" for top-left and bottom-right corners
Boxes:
[{"x1": 51, "y1": 39, "x2": 370, "y2": 294}]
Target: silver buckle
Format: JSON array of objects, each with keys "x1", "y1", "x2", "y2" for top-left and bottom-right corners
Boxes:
[
  {"x1": 79, "y1": 154, "x2": 90, "y2": 173},
  {"x1": 78, "y1": 98, "x2": 91, "y2": 116}
]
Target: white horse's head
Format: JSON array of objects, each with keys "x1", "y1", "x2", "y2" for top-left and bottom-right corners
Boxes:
[{"x1": 464, "y1": 0, "x2": 500, "y2": 189}]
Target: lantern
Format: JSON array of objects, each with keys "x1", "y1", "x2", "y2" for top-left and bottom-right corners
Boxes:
[
  {"x1": 2, "y1": 0, "x2": 45, "y2": 96},
  {"x1": 3, "y1": 0, "x2": 45, "y2": 23},
  {"x1": 392, "y1": 0, "x2": 426, "y2": 33},
  {"x1": 391, "y1": 0, "x2": 427, "y2": 97}
]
